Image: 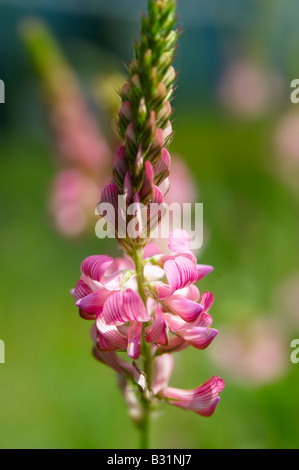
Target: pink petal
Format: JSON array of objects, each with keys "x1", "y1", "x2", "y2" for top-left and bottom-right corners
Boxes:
[
  {"x1": 146, "y1": 305, "x2": 168, "y2": 346},
  {"x1": 140, "y1": 161, "x2": 154, "y2": 203},
  {"x1": 122, "y1": 289, "x2": 151, "y2": 322},
  {"x1": 127, "y1": 321, "x2": 142, "y2": 359},
  {"x1": 157, "y1": 336, "x2": 188, "y2": 354},
  {"x1": 73, "y1": 279, "x2": 92, "y2": 301},
  {"x1": 196, "y1": 264, "x2": 214, "y2": 281},
  {"x1": 153, "y1": 148, "x2": 171, "y2": 186},
  {"x1": 176, "y1": 326, "x2": 218, "y2": 350},
  {"x1": 200, "y1": 291, "x2": 214, "y2": 312},
  {"x1": 76, "y1": 288, "x2": 112, "y2": 313},
  {"x1": 161, "y1": 376, "x2": 224, "y2": 417},
  {"x1": 168, "y1": 229, "x2": 195, "y2": 259},
  {"x1": 81, "y1": 255, "x2": 114, "y2": 282},
  {"x1": 113, "y1": 145, "x2": 128, "y2": 187},
  {"x1": 151, "y1": 354, "x2": 174, "y2": 395},
  {"x1": 143, "y1": 242, "x2": 162, "y2": 259},
  {"x1": 163, "y1": 295, "x2": 203, "y2": 322},
  {"x1": 164, "y1": 257, "x2": 199, "y2": 293},
  {"x1": 102, "y1": 291, "x2": 131, "y2": 325},
  {"x1": 96, "y1": 317, "x2": 127, "y2": 351}
]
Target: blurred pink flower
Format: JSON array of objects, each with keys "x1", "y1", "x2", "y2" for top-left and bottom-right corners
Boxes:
[
  {"x1": 218, "y1": 60, "x2": 284, "y2": 118},
  {"x1": 209, "y1": 317, "x2": 288, "y2": 385},
  {"x1": 275, "y1": 110, "x2": 299, "y2": 165},
  {"x1": 50, "y1": 169, "x2": 101, "y2": 237}
]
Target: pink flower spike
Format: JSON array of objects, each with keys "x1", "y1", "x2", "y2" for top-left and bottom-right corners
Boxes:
[
  {"x1": 151, "y1": 354, "x2": 174, "y2": 395},
  {"x1": 160, "y1": 376, "x2": 225, "y2": 417},
  {"x1": 127, "y1": 321, "x2": 143, "y2": 359}
]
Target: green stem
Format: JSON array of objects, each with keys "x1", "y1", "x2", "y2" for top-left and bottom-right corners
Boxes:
[{"x1": 133, "y1": 248, "x2": 153, "y2": 449}]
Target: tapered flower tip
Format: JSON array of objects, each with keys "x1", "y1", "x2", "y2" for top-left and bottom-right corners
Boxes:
[
  {"x1": 161, "y1": 375, "x2": 225, "y2": 417},
  {"x1": 153, "y1": 148, "x2": 171, "y2": 186},
  {"x1": 163, "y1": 121, "x2": 173, "y2": 141},
  {"x1": 140, "y1": 161, "x2": 154, "y2": 203},
  {"x1": 120, "y1": 82, "x2": 132, "y2": 100},
  {"x1": 100, "y1": 182, "x2": 119, "y2": 207},
  {"x1": 196, "y1": 264, "x2": 214, "y2": 281},
  {"x1": 113, "y1": 145, "x2": 128, "y2": 185},
  {"x1": 151, "y1": 354, "x2": 174, "y2": 395},
  {"x1": 119, "y1": 101, "x2": 133, "y2": 121},
  {"x1": 200, "y1": 291, "x2": 214, "y2": 312},
  {"x1": 124, "y1": 171, "x2": 133, "y2": 203},
  {"x1": 125, "y1": 122, "x2": 136, "y2": 143}
]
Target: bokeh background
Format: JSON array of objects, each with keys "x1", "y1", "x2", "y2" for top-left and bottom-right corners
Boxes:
[{"x1": 1, "y1": 0, "x2": 299, "y2": 449}]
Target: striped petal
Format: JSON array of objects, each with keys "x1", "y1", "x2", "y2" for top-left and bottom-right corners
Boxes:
[
  {"x1": 161, "y1": 376, "x2": 225, "y2": 417},
  {"x1": 112, "y1": 145, "x2": 129, "y2": 188},
  {"x1": 140, "y1": 161, "x2": 154, "y2": 203},
  {"x1": 151, "y1": 354, "x2": 174, "y2": 395},
  {"x1": 96, "y1": 317, "x2": 127, "y2": 351},
  {"x1": 102, "y1": 291, "x2": 131, "y2": 325},
  {"x1": 127, "y1": 321, "x2": 142, "y2": 359},
  {"x1": 200, "y1": 291, "x2": 214, "y2": 312},
  {"x1": 146, "y1": 305, "x2": 168, "y2": 346},
  {"x1": 81, "y1": 255, "x2": 114, "y2": 283},
  {"x1": 153, "y1": 148, "x2": 171, "y2": 186},
  {"x1": 72, "y1": 279, "x2": 92, "y2": 301},
  {"x1": 164, "y1": 256, "x2": 199, "y2": 293},
  {"x1": 163, "y1": 295, "x2": 203, "y2": 322},
  {"x1": 76, "y1": 288, "x2": 112, "y2": 314},
  {"x1": 122, "y1": 289, "x2": 151, "y2": 322},
  {"x1": 176, "y1": 326, "x2": 218, "y2": 350}
]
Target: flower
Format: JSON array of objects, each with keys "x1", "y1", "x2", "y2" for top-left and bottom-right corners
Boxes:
[{"x1": 72, "y1": 230, "x2": 218, "y2": 361}]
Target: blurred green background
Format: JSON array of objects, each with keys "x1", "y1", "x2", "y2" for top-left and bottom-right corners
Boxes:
[{"x1": 1, "y1": 0, "x2": 299, "y2": 449}]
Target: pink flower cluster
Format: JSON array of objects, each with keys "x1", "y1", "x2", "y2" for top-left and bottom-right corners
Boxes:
[{"x1": 72, "y1": 229, "x2": 224, "y2": 416}]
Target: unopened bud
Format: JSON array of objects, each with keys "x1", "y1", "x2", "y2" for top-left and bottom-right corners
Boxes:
[
  {"x1": 121, "y1": 82, "x2": 132, "y2": 100},
  {"x1": 131, "y1": 74, "x2": 142, "y2": 91},
  {"x1": 163, "y1": 66, "x2": 176, "y2": 88},
  {"x1": 119, "y1": 101, "x2": 133, "y2": 121},
  {"x1": 138, "y1": 96, "x2": 147, "y2": 124}
]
